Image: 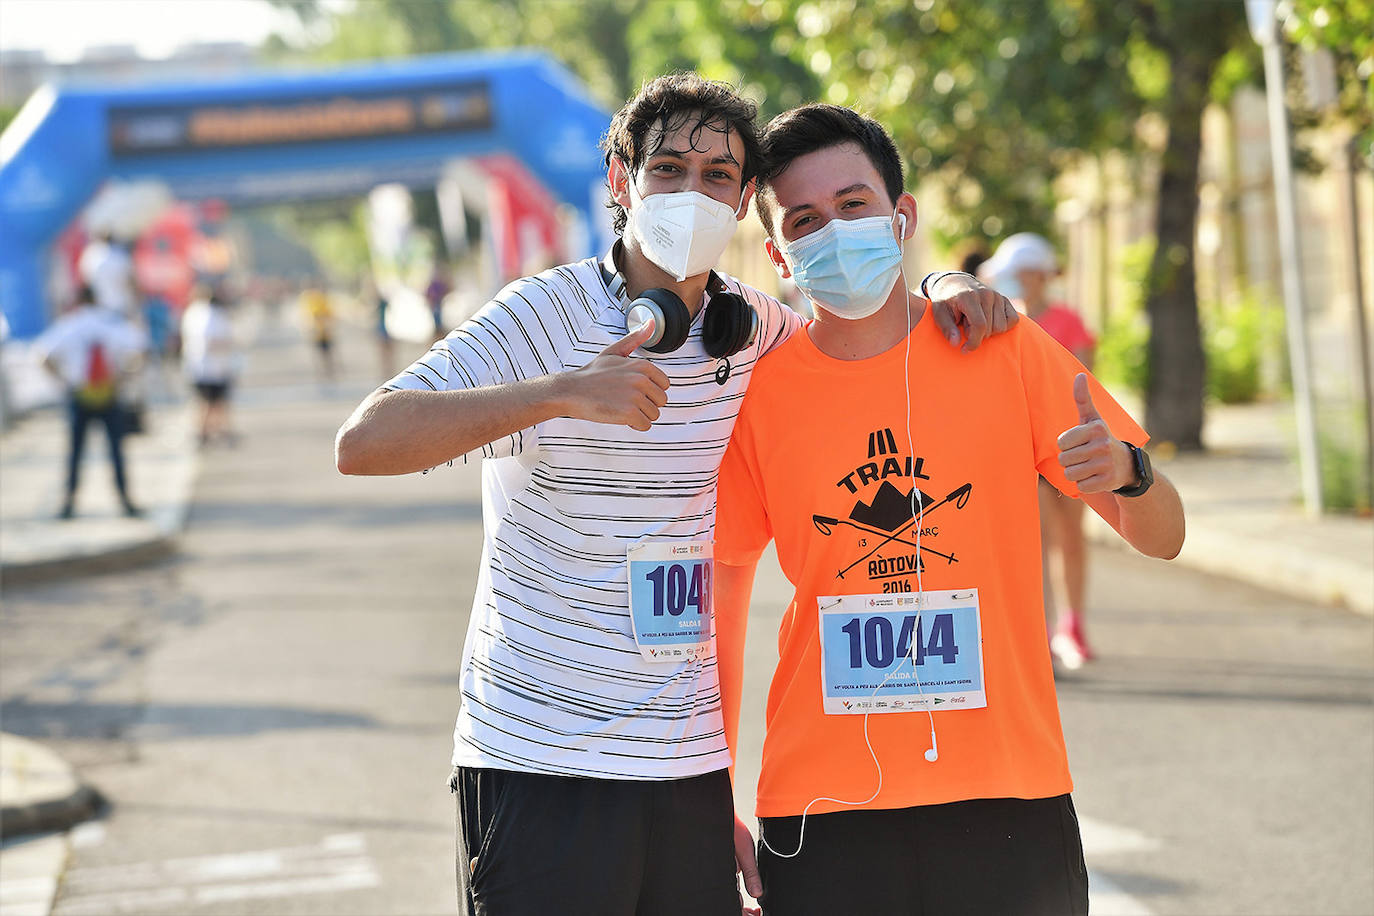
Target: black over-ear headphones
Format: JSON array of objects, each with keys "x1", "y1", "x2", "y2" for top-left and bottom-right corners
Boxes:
[{"x1": 602, "y1": 256, "x2": 758, "y2": 358}]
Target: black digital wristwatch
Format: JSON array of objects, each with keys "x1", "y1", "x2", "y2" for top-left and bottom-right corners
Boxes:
[{"x1": 1113, "y1": 442, "x2": 1154, "y2": 497}]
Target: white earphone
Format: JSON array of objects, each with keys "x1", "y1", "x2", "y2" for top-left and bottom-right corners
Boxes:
[{"x1": 761, "y1": 210, "x2": 940, "y2": 862}]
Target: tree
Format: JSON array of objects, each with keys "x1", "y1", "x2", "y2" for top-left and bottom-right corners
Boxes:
[
  {"x1": 1127, "y1": 2, "x2": 1248, "y2": 448},
  {"x1": 698, "y1": 0, "x2": 1249, "y2": 449}
]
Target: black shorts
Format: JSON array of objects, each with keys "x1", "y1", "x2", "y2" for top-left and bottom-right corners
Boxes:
[
  {"x1": 451, "y1": 766, "x2": 739, "y2": 916},
  {"x1": 756, "y1": 794, "x2": 1088, "y2": 916},
  {"x1": 194, "y1": 381, "x2": 231, "y2": 404}
]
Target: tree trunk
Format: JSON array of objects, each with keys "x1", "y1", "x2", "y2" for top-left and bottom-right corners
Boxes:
[{"x1": 1143, "y1": 47, "x2": 1216, "y2": 450}]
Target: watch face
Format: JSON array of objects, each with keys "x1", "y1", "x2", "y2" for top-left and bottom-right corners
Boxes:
[
  {"x1": 1136, "y1": 444, "x2": 1153, "y2": 485},
  {"x1": 1116, "y1": 443, "x2": 1152, "y2": 496}
]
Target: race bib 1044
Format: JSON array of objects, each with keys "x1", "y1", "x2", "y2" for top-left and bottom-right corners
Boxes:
[{"x1": 817, "y1": 589, "x2": 986, "y2": 714}]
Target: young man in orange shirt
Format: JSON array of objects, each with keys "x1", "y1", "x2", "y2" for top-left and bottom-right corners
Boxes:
[{"x1": 714, "y1": 105, "x2": 1186, "y2": 915}]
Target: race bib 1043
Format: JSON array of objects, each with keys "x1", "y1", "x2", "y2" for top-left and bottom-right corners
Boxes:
[{"x1": 627, "y1": 540, "x2": 713, "y2": 663}]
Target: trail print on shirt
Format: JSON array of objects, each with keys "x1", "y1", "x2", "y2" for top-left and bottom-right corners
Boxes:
[{"x1": 819, "y1": 428, "x2": 973, "y2": 591}]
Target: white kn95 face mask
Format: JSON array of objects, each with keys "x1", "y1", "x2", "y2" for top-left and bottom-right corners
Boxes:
[{"x1": 624, "y1": 164, "x2": 744, "y2": 282}]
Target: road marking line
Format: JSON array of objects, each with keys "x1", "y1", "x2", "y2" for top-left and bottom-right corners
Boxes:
[
  {"x1": 1080, "y1": 815, "x2": 1161, "y2": 915},
  {"x1": 1079, "y1": 815, "x2": 1163, "y2": 855},
  {"x1": 1089, "y1": 871, "x2": 1155, "y2": 916},
  {"x1": 53, "y1": 833, "x2": 379, "y2": 913},
  {"x1": 0, "y1": 875, "x2": 58, "y2": 904},
  {"x1": 67, "y1": 823, "x2": 105, "y2": 850}
]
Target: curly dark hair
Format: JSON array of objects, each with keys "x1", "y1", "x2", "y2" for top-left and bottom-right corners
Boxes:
[
  {"x1": 754, "y1": 104, "x2": 905, "y2": 239},
  {"x1": 600, "y1": 72, "x2": 762, "y2": 237}
]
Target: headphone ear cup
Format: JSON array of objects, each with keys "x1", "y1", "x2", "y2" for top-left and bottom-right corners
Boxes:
[
  {"x1": 629, "y1": 288, "x2": 691, "y2": 354},
  {"x1": 703, "y1": 291, "x2": 757, "y2": 359}
]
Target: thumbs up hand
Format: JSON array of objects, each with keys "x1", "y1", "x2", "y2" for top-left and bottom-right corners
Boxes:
[
  {"x1": 1056, "y1": 373, "x2": 1134, "y2": 494},
  {"x1": 601, "y1": 319, "x2": 659, "y2": 359},
  {"x1": 558, "y1": 320, "x2": 671, "y2": 432}
]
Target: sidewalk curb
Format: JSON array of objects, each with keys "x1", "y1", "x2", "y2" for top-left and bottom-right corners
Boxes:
[
  {"x1": 0, "y1": 534, "x2": 178, "y2": 588},
  {"x1": 1085, "y1": 516, "x2": 1374, "y2": 617},
  {"x1": 0, "y1": 783, "x2": 104, "y2": 841},
  {"x1": 0, "y1": 403, "x2": 199, "y2": 587},
  {"x1": 0, "y1": 734, "x2": 103, "y2": 841}
]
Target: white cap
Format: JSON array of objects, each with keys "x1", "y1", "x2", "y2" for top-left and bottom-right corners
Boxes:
[{"x1": 981, "y1": 232, "x2": 1058, "y2": 282}]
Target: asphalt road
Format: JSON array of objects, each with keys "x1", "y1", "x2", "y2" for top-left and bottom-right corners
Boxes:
[{"x1": 1, "y1": 315, "x2": 1370, "y2": 915}]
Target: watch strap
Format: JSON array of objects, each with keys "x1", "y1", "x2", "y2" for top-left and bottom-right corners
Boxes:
[
  {"x1": 1113, "y1": 442, "x2": 1153, "y2": 497},
  {"x1": 919, "y1": 270, "x2": 975, "y2": 299}
]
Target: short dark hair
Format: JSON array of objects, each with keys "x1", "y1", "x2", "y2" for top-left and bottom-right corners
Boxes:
[
  {"x1": 960, "y1": 249, "x2": 989, "y2": 276},
  {"x1": 755, "y1": 104, "x2": 905, "y2": 238},
  {"x1": 600, "y1": 73, "x2": 762, "y2": 236}
]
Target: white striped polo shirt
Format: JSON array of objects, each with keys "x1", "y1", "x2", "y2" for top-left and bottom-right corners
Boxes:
[{"x1": 385, "y1": 256, "x2": 802, "y2": 779}]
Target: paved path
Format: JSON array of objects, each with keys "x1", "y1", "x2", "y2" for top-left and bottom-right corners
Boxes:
[{"x1": 2, "y1": 305, "x2": 1370, "y2": 914}]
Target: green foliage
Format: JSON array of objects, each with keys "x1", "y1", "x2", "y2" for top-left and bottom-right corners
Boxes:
[
  {"x1": 1210, "y1": 44, "x2": 1262, "y2": 106},
  {"x1": 1203, "y1": 288, "x2": 1284, "y2": 404},
  {"x1": 708, "y1": 0, "x2": 1147, "y2": 251},
  {"x1": 1096, "y1": 308, "x2": 1151, "y2": 396},
  {"x1": 0, "y1": 104, "x2": 19, "y2": 135},
  {"x1": 1095, "y1": 239, "x2": 1281, "y2": 405},
  {"x1": 628, "y1": 0, "x2": 820, "y2": 119},
  {"x1": 1317, "y1": 408, "x2": 1374, "y2": 514},
  {"x1": 1286, "y1": 0, "x2": 1374, "y2": 161},
  {"x1": 1094, "y1": 239, "x2": 1155, "y2": 395}
]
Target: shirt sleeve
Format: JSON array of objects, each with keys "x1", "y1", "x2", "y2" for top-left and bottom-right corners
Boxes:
[
  {"x1": 382, "y1": 278, "x2": 560, "y2": 461},
  {"x1": 715, "y1": 395, "x2": 774, "y2": 567},
  {"x1": 1018, "y1": 318, "x2": 1147, "y2": 498},
  {"x1": 730, "y1": 284, "x2": 804, "y2": 358},
  {"x1": 31, "y1": 321, "x2": 67, "y2": 364}
]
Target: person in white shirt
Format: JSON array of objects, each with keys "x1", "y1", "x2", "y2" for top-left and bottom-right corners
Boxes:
[
  {"x1": 180, "y1": 287, "x2": 241, "y2": 447},
  {"x1": 78, "y1": 231, "x2": 136, "y2": 316},
  {"x1": 36, "y1": 285, "x2": 148, "y2": 519},
  {"x1": 335, "y1": 72, "x2": 1017, "y2": 916}
]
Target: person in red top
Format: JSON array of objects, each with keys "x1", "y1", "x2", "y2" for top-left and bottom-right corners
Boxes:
[
  {"x1": 714, "y1": 105, "x2": 1185, "y2": 915},
  {"x1": 981, "y1": 232, "x2": 1099, "y2": 669}
]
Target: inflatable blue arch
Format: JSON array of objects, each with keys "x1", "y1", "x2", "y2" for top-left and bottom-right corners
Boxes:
[{"x1": 0, "y1": 50, "x2": 613, "y2": 339}]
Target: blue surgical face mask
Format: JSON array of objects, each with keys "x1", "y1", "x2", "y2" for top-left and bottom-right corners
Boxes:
[{"x1": 782, "y1": 211, "x2": 904, "y2": 320}]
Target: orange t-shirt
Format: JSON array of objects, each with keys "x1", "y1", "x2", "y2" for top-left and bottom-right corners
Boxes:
[{"x1": 715, "y1": 311, "x2": 1146, "y2": 818}]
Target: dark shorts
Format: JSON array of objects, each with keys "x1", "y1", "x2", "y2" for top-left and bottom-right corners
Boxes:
[
  {"x1": 756, "y1": 794, "x2": 1088, "y2": 916},
  {"x1": 451, "y1": 766, "x2": 739, "y2": 916},
  {"x1": 194, "y1": 381, "x2": 231, "y2": 403}
]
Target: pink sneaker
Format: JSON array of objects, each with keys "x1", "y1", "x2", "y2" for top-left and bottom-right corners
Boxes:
[{"x1": 1052, "y1": 613, "x2": 1095, "y2": 669}]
